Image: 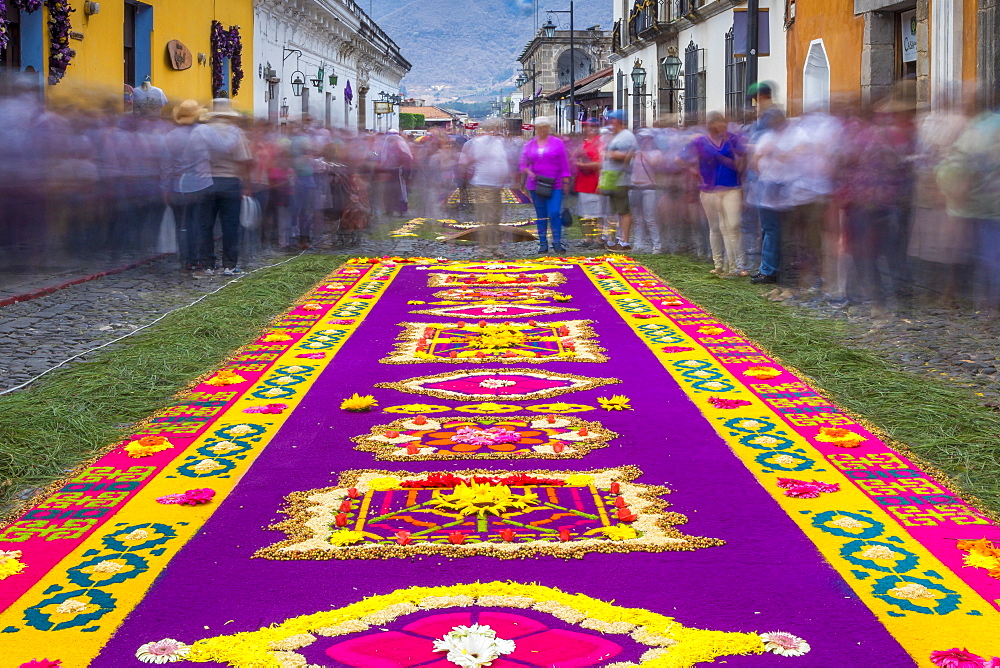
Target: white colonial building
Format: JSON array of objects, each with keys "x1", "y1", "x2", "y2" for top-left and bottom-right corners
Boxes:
[
  {"x1": 611, "y1": 0, "x2": 786, "y2": 126},
  {"x1": 253, "y1": 0, "x2": 410, "y2": 130}
]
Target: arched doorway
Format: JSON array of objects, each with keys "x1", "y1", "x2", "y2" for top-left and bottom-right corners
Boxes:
[
  {"x1": 556, "y1": 48, "x2": 593, "y2": 87},
  {"x1": 802, "y1": 39, "x2": 830, "y2": 113}
]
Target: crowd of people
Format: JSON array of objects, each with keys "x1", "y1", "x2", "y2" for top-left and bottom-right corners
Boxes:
[
  {"x1": 1, "y1": 80, "x2": 999, "y2": 313},
  {"x1": 0, "y1": 88, "x2": 415, "y2": 277},
  {"x1": 409, "y1": 82, "x2": 999, "y2": 313}
]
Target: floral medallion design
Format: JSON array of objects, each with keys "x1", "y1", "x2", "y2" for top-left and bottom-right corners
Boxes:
[
  {"x1": 374, "y1": 368, "x2": 620, "y2": 401},
  {"x1": 326, "y1": 611, "x2": 621, "y2": 667},
  {"x1": 351, "y1": 415, "x2": 617, "y2": 460},
  {"x1": 409, "y1": 303, "x2": 578, "y2": 319},
  {"x1": 381, "y1": 321, "x2": 607, "y2": 365},
  {"x1": 185, "y1": 582, "x2": 769, "y2": 668},
  {"x1": 254, "y1": 467, "x2": 722, "y2": 561},
  {"x1": 431, "y1": 287, "x2": 564, "y2": 302}
]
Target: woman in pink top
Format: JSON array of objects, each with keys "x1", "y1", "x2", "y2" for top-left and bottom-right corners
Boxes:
[{"x1": 519, "y1": 117, "x2": 572, "y2": 253}]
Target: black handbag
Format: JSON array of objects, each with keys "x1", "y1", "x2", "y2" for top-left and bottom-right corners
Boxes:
[
  {"x1": 561, "y1": 208, "x2": 574, "y2": 227},
  {"x1": 534, "y1": 176, "x2": 556, "y2": 198}
]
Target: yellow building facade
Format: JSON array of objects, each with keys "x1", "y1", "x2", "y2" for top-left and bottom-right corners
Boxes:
[{"x1": 10, "y1": 0, "x2": 253, "y2": 111}]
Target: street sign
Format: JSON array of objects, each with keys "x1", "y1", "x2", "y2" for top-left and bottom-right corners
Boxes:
[
  {"x1": 522, "y1": 123, "x2": 534, "y2": 131},
  {"x1": 465, "y1": 122, "x2": 479, "y2": 130}
]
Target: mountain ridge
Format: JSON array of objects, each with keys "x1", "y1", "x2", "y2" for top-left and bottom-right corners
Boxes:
[{"x1": 369, "y1": 0, "x2": 611, "y2": 103}]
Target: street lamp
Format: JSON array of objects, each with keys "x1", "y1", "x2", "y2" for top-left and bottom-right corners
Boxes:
[
  {"x1": 630, "y1": 61, "x2": 647, "y2": 89},
  {"x1": 627, "y1": 59, "x2": 654, "y2": 128},
  {"x1": 542, "y1": 18, "x2": 557, "y2": 38},
  {"x1": 310, "y1": 70, "x2": 323, "y2": 89},
  {"x1": 290, "y1": 70, "x2": 305, "y2": 97},
  {"x1": 658, "y1": 47, "x2": 683, "y2": 115},
  {"x1": 516, "y1": 64, "x2": 538, "y2": 122},
  {"x1": 661, "y1": 51, "x2": 682, "y2": 82}
]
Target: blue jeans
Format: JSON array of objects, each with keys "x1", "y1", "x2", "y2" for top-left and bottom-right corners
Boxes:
[
  {"x1": 531, "y1": 188, "x2": 563, "y2": 246},
  {"x1": 758, "y1": 206, "x2": 782, "y2": 276},
  {"x1": 202, "y1": 177, "x2": 243, "y2": 269}
]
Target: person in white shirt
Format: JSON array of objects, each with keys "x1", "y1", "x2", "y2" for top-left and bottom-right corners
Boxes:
[{"x1": 458, "y1": 119, "x2": 511, "y2": 257}]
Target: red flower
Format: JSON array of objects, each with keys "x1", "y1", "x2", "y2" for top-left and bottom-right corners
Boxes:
[{"x1": 447, "y1": 532, "x2": 466, "y2": 544}]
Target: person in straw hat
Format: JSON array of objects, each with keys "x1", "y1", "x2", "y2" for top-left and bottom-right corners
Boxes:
[
  {"x1": 198, "y1": 98, "x2": 253, "y2": 275},
  {"x1": 162, "y1": 99, "x2": 211, "y2": 272}
]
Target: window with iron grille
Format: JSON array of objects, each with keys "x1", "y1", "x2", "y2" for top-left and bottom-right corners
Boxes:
[
  {"x1": 617, "y1": 70, "x2": 627, "y2": 111},
  {"x1": 683, "y1": 40, "x2": 705, "y2": 121},
  {"x1": 724, "y1": 27, "x2": 747, "y2": 122}
]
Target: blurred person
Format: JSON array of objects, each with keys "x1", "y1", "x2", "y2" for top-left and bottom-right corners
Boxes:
[
  {"x1": 458, "y1": 118, "x2": 511, "y2": 257},
  {"x1": 289, "y1": 123, "x2": 319, "y2": 249},
  {"x1": 519, "y1": 117, "x2": 572, "y2": 253},
  {"x1": 743, "y1": 82, "x2": 785, "y2": 274},
  {"x1": 936, "y1": 96, "x2": 1000, "y2": 313},
  {"x1": 427, "y1": 140, "x2": 458, "y2": 220},
  {"x1": 201, "y1": 98, "x2": 253, "y2": 275},
  {"x1": 651, "y1": 117, "x2": 693, "y2": 255},
  {"x1": 573, "y1": 119, "x2": 606, "y2": 248},
  {"x1": 751, "y1": 109, "x2": 838, "y2": 287},
  {"x1": 907, "y1": 100, "x2": 970, "y2": 304},
  {"x1": 836, "y1": 94, "x2": 916, "y2": 316},
  {"x1": 162, "y1": 99, "x2": 212, "y2": 271},
  {"x1": 601, "y1": 110, "x2": 638, "y2": 250},
  {"x1": 378, "y1": 130, "x2": 413, "y2": 216},
  {"x1": 679, "y1": 111, "x2": 747, "y2": 276},
  {"x1": 629, "y1": 129, "x2": 664, "y2": 253},
  {"x1": 748, "y1": 109, "x2": 791, "y2": 283}
]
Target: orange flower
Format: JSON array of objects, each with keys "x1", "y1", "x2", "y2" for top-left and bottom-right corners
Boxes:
[
  {"x1": 125, "y1": 436, "x2": 174, "y2": 458},
  {"x1": 957, "y1": 538, "x2": 1000, "y2": 558},
  {"x1": 814, "y1": 427, "x2": 866, "y2": 448},
  {"x1": 697, "y1": 326, "x2": 726, "y2": 335}
]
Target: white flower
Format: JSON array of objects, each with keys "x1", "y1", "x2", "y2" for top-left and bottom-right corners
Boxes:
[
  {"x1": 479, "y1": 379, "x2": 517, "y2": 388},
  {"x1": 54, "y1": 598, "x2": 89, "y2": 614},
  {"x1": 135, "y1": 638, "x2": 190, "y2": 663},
  {"x1": 759, "y1": 631, "x2": 810, "y2": 657},
  {"x1": 433, "y1": 624, "x2": 516, "y2": 667}
]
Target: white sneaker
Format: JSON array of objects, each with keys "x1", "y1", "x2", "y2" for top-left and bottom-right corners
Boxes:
[{"x1": 222, "y1": 267, "x2": 242, "y2": 276}]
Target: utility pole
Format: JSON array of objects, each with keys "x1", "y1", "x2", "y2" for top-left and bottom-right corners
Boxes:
[
  {"x1": 569, "y1": 0, "x2": 575, "y2": 134},
  {"x1": 745, "y1": 0, "x2": 759, "y2": 111}
]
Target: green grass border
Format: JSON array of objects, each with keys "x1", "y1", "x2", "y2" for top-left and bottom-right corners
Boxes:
[
  {"x1": 638, "y1": 253, "x2": 1000, "y2": 518},
  {"x1": 0, "y1": 254, "x2": 346, "y2": 518}
]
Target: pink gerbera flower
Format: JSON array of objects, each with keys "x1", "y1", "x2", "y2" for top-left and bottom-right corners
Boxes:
[
  {"x1": 760, "y1": 631, "x2": 811, "y2": 657},
  {"x1": 930, "y1": 648, "x2": 986, "y2": 668},
  {"x1": 19, "y1": 661, "x2": 62, "y2": 668}
]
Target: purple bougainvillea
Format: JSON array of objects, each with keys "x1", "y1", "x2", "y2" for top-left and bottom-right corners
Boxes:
[
  {"x1": 46, "y1": 0, "x2": 75, "y2": 85},
  {"x1": 210, "y1": 20, "x2": 244, "y2": 97}
]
